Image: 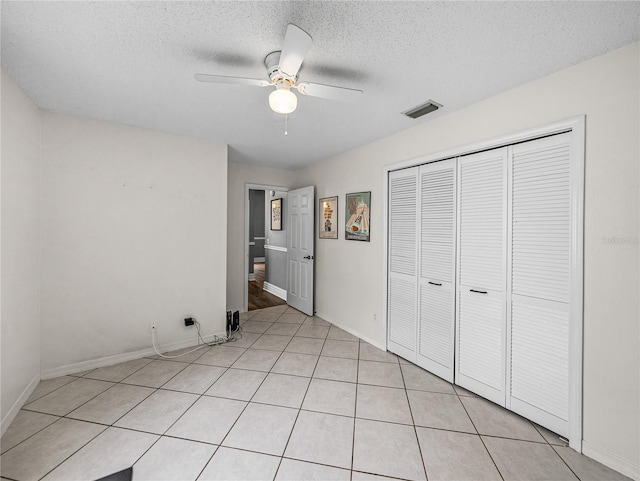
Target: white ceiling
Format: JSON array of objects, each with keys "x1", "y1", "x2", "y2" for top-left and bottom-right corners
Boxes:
[{"x1": 2, "y1": 1, "x2": 639, "y2": 170}]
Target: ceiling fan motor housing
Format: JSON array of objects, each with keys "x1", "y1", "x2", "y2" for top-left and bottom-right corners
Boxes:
[{"x1": 265, "y1": 51, "x2": 296, "y2": 86}]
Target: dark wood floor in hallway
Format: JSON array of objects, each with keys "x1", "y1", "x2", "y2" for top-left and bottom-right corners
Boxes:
[{"x1": 249, "y1": 262, "x2": 286, "y2": 311}]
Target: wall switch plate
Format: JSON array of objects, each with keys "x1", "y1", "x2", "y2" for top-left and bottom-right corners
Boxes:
[{"x1": 149, "y1": 321, "x2": 157, "y2": 333}]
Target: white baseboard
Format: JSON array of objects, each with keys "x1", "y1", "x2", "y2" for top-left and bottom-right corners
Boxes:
[
  {"x1": 254, "y1": 257, "x2": 265, "y2": 263},
  {"x1": 40, "y1": 331, "x2": 228, "y2": 380},
  {"x1": 248, "y1": 273, "x2": 256, "y2": 281},
  {"x1": 1, "y1": 373, "x2": 40, "y2": 437},
  {"x1": 264, "y1": 282, "x2": 287, "y2": 301},
  {"x1": 582, "y1": 440, "x2": 640, "y2": 480},
  {"x1": 314, "y1": 310, "x2": 383, "y2": 349}
]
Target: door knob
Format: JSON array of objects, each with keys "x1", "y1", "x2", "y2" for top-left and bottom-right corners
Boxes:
[{"x1": 303, "y1": 255, "x2": 314, "y2": 260}]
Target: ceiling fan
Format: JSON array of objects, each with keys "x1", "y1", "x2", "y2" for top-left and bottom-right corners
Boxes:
[{"x1": 195, "y1": 24, "x2": 363, "y2": 114}]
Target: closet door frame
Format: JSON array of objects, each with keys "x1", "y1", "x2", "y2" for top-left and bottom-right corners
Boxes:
[{"x1": 382, "y1": 116, "x2": 584, "y2": 451}]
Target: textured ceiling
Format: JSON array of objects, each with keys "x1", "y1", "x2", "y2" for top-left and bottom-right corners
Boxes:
[{"x1": 2, "y1": 1, "x2": 639, "y2": 169}]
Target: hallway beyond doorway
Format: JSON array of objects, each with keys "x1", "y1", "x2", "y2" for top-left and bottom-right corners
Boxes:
[{"x1": 248, "y1": 262, "x2": 286, "y2": 311}]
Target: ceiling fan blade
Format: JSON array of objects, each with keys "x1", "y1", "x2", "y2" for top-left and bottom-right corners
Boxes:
[
  {"x1": 296, "y1": 82, "x2": 363, "y2": 103},
  {"x1": 279, "y1": 24, "x2": 312, "y2": 78},
  {"x1": 194, "y1": 73, "x2": 271, "y2": 87}
]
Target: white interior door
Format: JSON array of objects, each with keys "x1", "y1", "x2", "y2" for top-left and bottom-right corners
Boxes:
[
  {"x1": 455, "y1": 147, "x2": 507, "y2": 406},
  {"x1": 417, "y1": 159, "x2": 457, "y2": 382},
  {"x1": 387, "y1": 168, "x2": 419, "y2": 362},
  {"x1": 508, "y1": 133, "x2": 572, "y2": 437},
  {"x1": 286, "y1": 186, "x2": 315, "y2": 316}
]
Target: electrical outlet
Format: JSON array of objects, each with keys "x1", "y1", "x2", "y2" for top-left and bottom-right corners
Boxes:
[
  {"x1": 373, "y1": 313, "x2": 377, "y2": 321},
  {"x1": 149, "y1": 321, "x2": 157, "y2": 333}
]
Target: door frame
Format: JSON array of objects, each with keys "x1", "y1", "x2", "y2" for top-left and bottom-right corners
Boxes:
[
  {"x1": 244, "y1": 183, "x2": 290, "y2": 313},
  {"x1": 382, "y1": 116, "x2": 584, "y2": 451}
]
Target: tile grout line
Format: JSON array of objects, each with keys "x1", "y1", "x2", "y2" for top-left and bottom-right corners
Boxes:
[
  {"x1": 533, "y1": 423, "x2": 582, "y2": 481},
  {"x1": 98, "y1": 344, "x2": 230, "y2": 478},
  {"x1": 270, "y1": 308, "x2": 305, "y2": 479},
  {"x1": 12, "y1": 376, "x2": 140, "y2": 460},
  {"x1": 398, "y1": 360, "x2": 430, "y2": 481},
  {"x1": 16, "y1": 339, "x2": 223, "y2": 478},
  {"x1": 456, "y1": 390, "x2": 505, "y2": 481},
  {"x1": 203, "y1": 307, "x2": 296, "y2": 480},
  {"x1": 33, "y1": 419, "x2": 108, "y2": 481},
  {"x1": 273, "y1": 312, "x2": 329, "y2": 480},
  {"x1": 22, "y1": 376, "x2": 81, "y2": 405},
  {"x1": 98, "y1": 352, "x2": 199, "y2": 438},
  {"x1": 191, "y1": 354, "x2": 272, "y2": 479},
  {"x1": 205, "y1": 297, "x2": 347, "y2": 476},
  {"x1": 16, "y1": 383, "x2": 159, "y2": 452},
  {"x1": 65, "y1": 385, "x2": 157, "y2": 426},
  {"x1": 349, "y1": 339, "x2": 361, "y2": 481},
  {"x1": 0, "y1": 413, "x2": 63, "y2": 456}
]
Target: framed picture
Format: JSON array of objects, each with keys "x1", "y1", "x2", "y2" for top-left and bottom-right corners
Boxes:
[
  {"x1": 271, "y1": 198, "x2": 282, "y2": 231},
  {"x1": 345, "y1": 191, "x2": 371, "y2": 241},
  {"x1": 319, "y1": 196, "x2": 338, "y2": 239}
]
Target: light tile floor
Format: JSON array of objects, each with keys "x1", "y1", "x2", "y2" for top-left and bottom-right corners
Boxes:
[{"x1": 0, "y1": 306, "x2": 631, "y2": 481}]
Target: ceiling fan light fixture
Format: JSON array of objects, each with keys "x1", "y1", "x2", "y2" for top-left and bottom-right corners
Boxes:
[{"x1": 269, "y1": 86, "x2": 297, "y2": 114}]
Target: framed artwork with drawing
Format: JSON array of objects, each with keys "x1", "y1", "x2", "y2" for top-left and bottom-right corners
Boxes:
[
  {"x1": 319, "y1": 196, "x2": 338, "y2": 239},
  {"x1": 345, "y1": 191, "x2": 370, "y2": 241},
  {"x1": 271, "y1": 198, "x2": 282, "y2": 230}
]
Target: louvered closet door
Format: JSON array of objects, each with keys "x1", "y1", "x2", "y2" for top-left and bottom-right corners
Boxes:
[
  {"x1": 456, "y1": 148, "x2": 507, "y2": 405},
  {"x1": 387, "y1": 167, "x2": 419, "y2": 362},
  {"x1": 417, "y1": 159, "x2": 456, "y2": 382},
  {"x1": 509, "y1": 133, "x2": 572, "y2": 437}
]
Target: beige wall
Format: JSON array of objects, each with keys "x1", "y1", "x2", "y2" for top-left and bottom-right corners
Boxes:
[
  {"x1": 297, "y1": 42, "x2": 639, "y2": 476},
  {"x1": 0, "y1": 71, "x2": 42, "y2": 433},
  {"x1": 40, "y1": 112, "x2": 228, "y2": 373},
  {"x1": 226, "y1": 161, "x2": 297, "y2": 312}
]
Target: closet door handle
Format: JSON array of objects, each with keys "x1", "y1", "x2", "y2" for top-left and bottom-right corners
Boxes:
[
  {"x1": 428, "y1": 281, "x2": 442, "y2": 286},
  {"x1": 470, "y1": 289, "x2": 488, "y2": 294}
]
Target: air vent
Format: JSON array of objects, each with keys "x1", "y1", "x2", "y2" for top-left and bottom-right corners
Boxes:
[{"x1": 402, "y1": 100, "x2": 442, "y2": 119}]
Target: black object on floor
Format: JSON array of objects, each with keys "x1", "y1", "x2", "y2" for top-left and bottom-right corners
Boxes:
[{"x1": 95, "y1": 467, "x2": 132, "y2": 481}]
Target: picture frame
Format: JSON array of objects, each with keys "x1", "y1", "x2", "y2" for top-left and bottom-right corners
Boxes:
[
  {"x1": 270, "y1": 198, "x2": 282, "y2": 231},
  {"x1": 319, "y1": 196, "x2": 338, "y2": 239},
  {"x1": 345, "y1": 191, "x2": 371, "y2": 241}
]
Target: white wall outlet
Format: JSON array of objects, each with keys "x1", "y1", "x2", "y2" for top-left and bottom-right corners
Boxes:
[
  {"x1": 149, "y1": 321, "x2": 157, "y2": 333},
  {"x1": 373, "y1": 313, "x2": 377, "y2": 321}
]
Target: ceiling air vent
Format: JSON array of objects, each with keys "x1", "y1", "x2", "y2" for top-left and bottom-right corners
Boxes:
[{"x1": 402, "y1": 100, "x2": 442, "y2": 119}]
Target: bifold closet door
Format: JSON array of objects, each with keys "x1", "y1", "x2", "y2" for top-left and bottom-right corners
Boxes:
[
  {"x1": 456, "y1": 148, "x2": 507, "y2": 406},
  {"x1": 509, "y1": 132, "x2": 572, "y2": 437},
  {"x1": 416, "y1": 159, "x2": 456, "y2": 382},
  {"x1": 387, "y1": 167, "x2": 419, "y2": 362}
]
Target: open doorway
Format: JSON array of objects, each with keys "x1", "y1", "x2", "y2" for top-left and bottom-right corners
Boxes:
[
  {"x1": 248, "y1": 259, "x2": 286, "y2": 310},
  {"x1": 245, "y1": 184, "x2": 289, "y2": 311}
]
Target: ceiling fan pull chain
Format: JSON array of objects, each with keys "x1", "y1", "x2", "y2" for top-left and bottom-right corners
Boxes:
[{"x1": 285, "y1": 114, "x2": 288, "y2": 136}]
